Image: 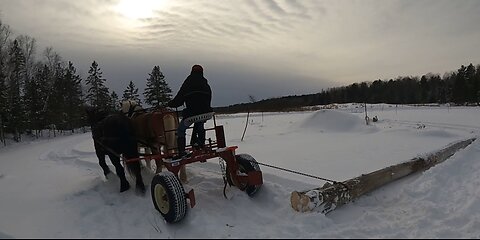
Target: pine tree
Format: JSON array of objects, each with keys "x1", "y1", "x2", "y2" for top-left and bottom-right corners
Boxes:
[
  {"x1": 24, "y1": 64, "x2": 50, "y2": 136},
  {"x1": 0, "y1": 50, "x2": 7, "y2": 133},
  {"x1": 17, "y1": 35, "x2": 36, "y2": 85},
  {"x1": 452, "y1": 65, "x2": 467, "y2": 104},
  {"x1": 6, "y1": 39, "x2": 26, "y2": 141},
  {"x1": 0, "y1": 21, "x2": 11, "y2": 143},
  {"x1": 122, "y1": 80, "x2": 141, "y2": 104},
  {"x1": 60, "y1": 61, "x2": 83, "y2": 131},
  {"x1": 40, "y1": 47, "x2": 63, "y2": 126},
  {"x1": 143, "y1": 65, "x2": 172, "y2": 108},
  {"x1": 465, "y1": 63, "x2": 476, "y2": 103},
  {"x1": 110, "y1": 91, "x2": 119, "y2": 111},
  {"x1": 0, "y1": 20, "x2": 11, "y2": 119},
  {"x1": 85, "y1": 61, "x2": 110, "y2": 110},
  {"x1": 0, "y1": 62, "x2": 6, "y2": 143},
  {"x1": 45, "y1": 63, "x2": 65, "y2": 131}
]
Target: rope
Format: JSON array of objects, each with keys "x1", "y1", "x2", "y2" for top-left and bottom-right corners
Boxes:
[
  {"x1": 93, "y1": 138, "x2": 123, "y2": 160},
  {"x1": 255, "y1": 161, "x2": 348, "y2": 189}
]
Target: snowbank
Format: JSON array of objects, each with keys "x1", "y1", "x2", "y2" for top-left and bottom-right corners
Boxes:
[{"x1": 299, "y1": 109, "x2": 377, "y2": 133}]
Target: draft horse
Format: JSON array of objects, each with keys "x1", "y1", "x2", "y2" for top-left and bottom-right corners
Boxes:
[
  {"x1": 121, "y1": 100, "x2": 187, "y2": 183},
  {"x1": 85, "y1": 106, "x2": 146, "y2": 194}
]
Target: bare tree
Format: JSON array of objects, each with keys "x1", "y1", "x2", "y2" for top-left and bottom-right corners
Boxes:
[{"x1": 16, "y1": 35, "x2": 37, "y2": 82}]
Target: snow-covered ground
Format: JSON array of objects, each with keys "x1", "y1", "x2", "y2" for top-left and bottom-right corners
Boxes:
[{"x1": 0, "y1": 104, "x2": 479, "y2": 238}]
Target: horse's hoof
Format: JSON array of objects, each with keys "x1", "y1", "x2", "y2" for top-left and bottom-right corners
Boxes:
[
  {"x1": 135, "y1": 185, "x2": 146, "y2": 196},
  {"x1": 120, "y1": 182, "x2": 130, "y2": 192},
  {"x1": 104, "y1": 171, "x2": 112, "y2": 179},
  {"x1": 104, "y1": 169, "x2": 111, "y2": 177}
]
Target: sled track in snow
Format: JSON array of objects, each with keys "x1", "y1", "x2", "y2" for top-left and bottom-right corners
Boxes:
[{"x1": 385, "y1": 119, "x2": 480, "y2": 133}]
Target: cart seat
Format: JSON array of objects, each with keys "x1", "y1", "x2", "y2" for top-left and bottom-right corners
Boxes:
[{"x1": 184, "y1": 112, "x2": 215, "y2": 126}]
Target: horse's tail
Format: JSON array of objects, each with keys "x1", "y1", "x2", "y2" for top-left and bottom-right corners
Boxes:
[
  {"x1": 125, "y1": 158, "x2": 141, "y2": 178},
  {"x1": 117, "y1": 116, "x2": 143, "y2": 180}
]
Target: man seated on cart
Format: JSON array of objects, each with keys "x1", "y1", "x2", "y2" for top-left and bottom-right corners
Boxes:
[{"x1": 168, "y1": 64, "x2": 213, "y2": 159}]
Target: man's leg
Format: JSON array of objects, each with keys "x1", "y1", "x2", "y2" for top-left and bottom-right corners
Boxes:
[
  {"x1": 176, "y1": 119, "x2": 190, "y2": 157},
  {"x1": 193, "y1": 122, "x2": 206, "y2": 148},
  {"x1": 190, "y1": 126, "x2": 198, "y2": 147}
]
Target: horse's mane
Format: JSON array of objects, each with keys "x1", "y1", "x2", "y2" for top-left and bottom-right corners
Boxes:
[{"x1": 85, "y1": 106, "x2": 116, "y2": 126}]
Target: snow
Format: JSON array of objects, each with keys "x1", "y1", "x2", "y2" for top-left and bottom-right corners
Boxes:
[{"x1": 1, "y1": 103, "x2": 479, "y2": 238}]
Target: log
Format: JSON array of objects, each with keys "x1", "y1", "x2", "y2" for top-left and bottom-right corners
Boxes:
[{"x1": 291, "y1": 137, "x2": 477, "y2": 214}]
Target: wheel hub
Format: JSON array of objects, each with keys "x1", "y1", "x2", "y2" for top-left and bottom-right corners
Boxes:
[{"x1": 154, "y1": 184, "x2": 170, "y2": 214}]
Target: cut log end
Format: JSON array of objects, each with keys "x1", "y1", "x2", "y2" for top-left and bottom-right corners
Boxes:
[{"x1": 291, "y1": 191, "x2": 312, "y2": 212}]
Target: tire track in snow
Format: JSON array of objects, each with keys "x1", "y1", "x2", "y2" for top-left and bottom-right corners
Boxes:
[{"x1": 385, "y1": 119, "x2": 480, "y2": 134}]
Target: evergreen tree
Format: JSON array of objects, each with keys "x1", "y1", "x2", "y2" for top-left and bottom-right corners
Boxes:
[
  {"x1": 45, "y1": 63, "x2": 65, "y2": 130},
  {"x1": 465, "y1": 63, "x2": 477, "y2": 103},
  {"x1": 85, "y1": 61, "x2": 110, "y2": 109},
  {"x1": 0, "y1": 21, "x2": 10, "y2": 144},
  {"x1": 122, "y1": 80, "x2": 141, "y2": 104},
  {"x1": 0, "y1": 51, "x2": 7, "y2": 135},
  {"x1": 6, "y1": 39, "x2": 26, "y2": 141},
  {"x1": 58, "y1": 61, "x2": 83, "y2": 131},
  {"x1": 110, "y1": 91, "x2": 119, "y2": 111},
  {"x1": 17, "y1": 35, "x2": 36, "y2": 85},
  {"x1": 143, "y1": 65, "x2": 172, "y2": 107},
  {"x1": 0, "y1": 21, "x2": 11, "y2": 126},
  {"x1": 476, "y1": 65, "x2": 480, "y2": 103},
  {"x1": 0, "y1": 63, "x2": 6, "y2": 142},
  {"x1": 24, "y1": 64, "x2": 50, "y2": 135},
  {"x1": 452, "y1": 65, "x2": 467, "y2": 104},
  {"x1": 40, "y1": 47, "x2": 63, "y2": 123}
]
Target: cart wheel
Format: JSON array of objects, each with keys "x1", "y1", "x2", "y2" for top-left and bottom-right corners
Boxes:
[
  {"x1": 151, "y1": 171, "x2": 187, "y2": 223},
  {"x1": 227, "y1": 154, "x2": 262, "y2": 196}
]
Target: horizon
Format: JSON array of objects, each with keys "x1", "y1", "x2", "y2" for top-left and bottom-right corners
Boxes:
[{"x1": 1, "y1": 0, "x2": 480, "y2": 107}]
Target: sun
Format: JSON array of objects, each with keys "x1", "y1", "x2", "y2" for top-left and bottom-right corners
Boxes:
[{"x1": 114, "y1": 0, "x2": 168, "y2": 20}]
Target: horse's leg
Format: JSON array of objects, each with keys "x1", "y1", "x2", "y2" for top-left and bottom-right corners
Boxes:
[
  {"x1": 108, "y1": 153, "x2": 130, "y2": 192},
  {"x1": 179, "y1": 166, "x2": 187, "y2": 184},
  {"x1": 143, "y1": 146, "x2": 153, "y2": 171},
  {"x1": 151, "y1": 146, "x2": 163, "y2": 174},
  {"x1": 164, "y1": 114, "x2": 187, "y2": 183},
  {"x1": 128, "y1": 161, "x2": 146, "y2": 195},
  {"x1": 95, "y1": 143, "x2": 111, "y2": 177}
]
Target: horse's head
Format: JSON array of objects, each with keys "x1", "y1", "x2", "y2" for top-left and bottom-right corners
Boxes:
[
  {"x1": 84, "y1": 106, "x2": 110, "y2": 127},
  {"x1": 121, "y1": 100, "x2": 143, "y2": 117}
]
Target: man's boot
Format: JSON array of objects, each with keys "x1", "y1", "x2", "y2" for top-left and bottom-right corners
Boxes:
[
  {"x1": 197, "y1": 129, "x2": 206, "y2": 148},
  {"x1": 174, "y1": 136, "x2": 187, "y2": 160}
]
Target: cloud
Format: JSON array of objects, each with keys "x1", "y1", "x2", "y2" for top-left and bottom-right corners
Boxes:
[{"x1": 0, "y1": 0, "x2": 479, "y2": 106}]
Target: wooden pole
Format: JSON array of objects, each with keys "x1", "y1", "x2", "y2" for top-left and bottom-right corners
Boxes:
[
  {"x1": 0, "y1": 119, "x2": 5, "y2": 146},
  {"x1": 241, "y1": 110, "x2": 250, "y2": 141},
  {"x1": 364, "y1": 102, "x2": 368, "y2": 125},
  {"x1": 291, "y1": 137, "x2": 476, "y2": 214}
]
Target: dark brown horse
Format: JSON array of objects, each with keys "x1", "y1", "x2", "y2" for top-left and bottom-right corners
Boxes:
[{"x1": 85, "y1": 106, "x2": 146, "y2": 194}]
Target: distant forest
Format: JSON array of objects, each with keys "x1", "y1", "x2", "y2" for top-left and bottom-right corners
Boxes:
[
  {"x1": 1, "y1": 17, "x2": 479, "y2": 143},
  {"x1": 0, "y1": 19, "x2": 172, "y2": 143},
  {"x1": 215, "y1": 63, "x2": 480, "y2": 114}
]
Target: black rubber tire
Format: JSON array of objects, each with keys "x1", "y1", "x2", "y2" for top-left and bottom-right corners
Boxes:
[
  {"x1": 151, "y1": 172, "x2": 187, "y2": 223},
  {"x1": 227, "y1": 154, "x2": 262, "y2": 196}
]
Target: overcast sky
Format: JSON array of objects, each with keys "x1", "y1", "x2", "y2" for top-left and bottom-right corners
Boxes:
[{"x1": 1, "y1": 0, "x2": 479, "y2": 107}]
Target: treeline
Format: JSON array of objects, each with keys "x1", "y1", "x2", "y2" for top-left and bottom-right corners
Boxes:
[
  {"x1": 0, "y1": 19, "x2": 173, "y2": 144},
  {"x1": 215, "y1": 63, "x2": 480, "y2": 114},
  {"x1": 3, "y1": 17, "x2": 479, "y2": 143}
]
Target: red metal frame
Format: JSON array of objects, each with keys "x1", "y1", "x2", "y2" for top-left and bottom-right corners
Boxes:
[{"x1": 124, "y1": 111, "x2": 263, "y2": 207}]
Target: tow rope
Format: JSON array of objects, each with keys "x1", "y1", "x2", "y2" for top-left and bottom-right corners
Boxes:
[{"x1": 254, "y1": 161, "x2": 349, "y2": 190}]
